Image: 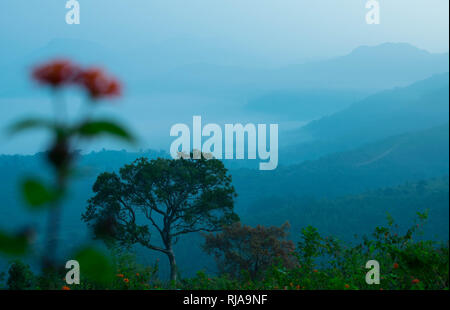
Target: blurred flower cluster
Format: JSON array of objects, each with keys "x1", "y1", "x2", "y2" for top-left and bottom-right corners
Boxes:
[{"x1": 32, "y1": 60, "x2": 121, "y2": 100}]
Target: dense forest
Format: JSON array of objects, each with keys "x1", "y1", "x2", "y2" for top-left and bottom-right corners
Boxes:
[
  {"x1": 0, "y1": 151, "x2": 448, "y2": 287},
  {"x1": 1, "y1": 160, "x2": 448, "y2": 289}
]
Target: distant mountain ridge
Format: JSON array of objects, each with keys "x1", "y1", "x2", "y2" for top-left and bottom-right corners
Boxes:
[
  {"x1": 1, "y1": 42, "x2": 448, "y2": 97},
  {"x1": 263, "y1": 43, "x2": 449, "y2": 91}
]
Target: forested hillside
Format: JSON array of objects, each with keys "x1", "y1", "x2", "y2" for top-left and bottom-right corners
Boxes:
[
  {"x1": 243, "y1": 177, "x2": 449, "y2": 241},
  {"x1": 282, "y1": 73, "x2": 449, "y2": 163},
  {"x1": 235, "y1": 123, "x2": 449, "y2": 206}
]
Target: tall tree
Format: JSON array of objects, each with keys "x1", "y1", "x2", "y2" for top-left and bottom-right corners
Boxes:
[{"x1": 82, "y1": 156, "x2": 238, "y2": 282}]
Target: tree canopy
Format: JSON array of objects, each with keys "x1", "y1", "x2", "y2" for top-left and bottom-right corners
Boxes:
[{"x1": 82, "y1": 156, "x2": 239, "y2": 281}]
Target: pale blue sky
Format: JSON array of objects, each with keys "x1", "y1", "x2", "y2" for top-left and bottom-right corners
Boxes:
[{"x1": 0, "y1": 0, "x2": 448, "y2": 67}]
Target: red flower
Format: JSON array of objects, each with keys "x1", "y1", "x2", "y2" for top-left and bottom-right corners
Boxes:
[
  {"x1": 32, "y1": 60, "x2": 80, "y2": 87},
  {"x1": 75, "y1": 68, "x2": 121, "y2": 100},
  {"x1": 62, "y1": 285, "x2": 71, "y2": 290},
  {"x1": 393, "y1": 263, "x2": 399, "y2": 269},
  {"x1": 412, "y1": 278, "x2": 420, "y2": 284},
  {"x1": 344, "y1": 284, "x2": 350, "y2": 289}
]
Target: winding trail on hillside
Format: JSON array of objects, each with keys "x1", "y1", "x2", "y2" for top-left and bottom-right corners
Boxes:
[{"x1": 354, "y1": 144, "x2": 400, "y2": 167}]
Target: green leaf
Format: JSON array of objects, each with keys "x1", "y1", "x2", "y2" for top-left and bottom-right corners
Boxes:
[
  {"x1": 21, "y1": 178, "x2": 58, "y2": 209},
  {"x1": 77, "y1": 120, "x2": 134, "y2": 142},
  {"x1": 9, "y1": 118, "x2": 54, "y2": 135},
  {"x1": 74, "y1": 247, "x2": 114, "y2": 285},
  {"x1": 0, "y1": 230, "x2": 28, "y2": 256}
]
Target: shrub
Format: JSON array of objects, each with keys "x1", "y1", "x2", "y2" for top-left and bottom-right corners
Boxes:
[{"x1": 7, "y1": 260, "x2": 34, "y2": 290}]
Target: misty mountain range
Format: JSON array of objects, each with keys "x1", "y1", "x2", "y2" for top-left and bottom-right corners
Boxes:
[
  {"x1": 281, "y1": 72, "x2": 449, "y2": 162},
  {"x1": 1, "y1": 41, "x2": 448, "y2": 96},
  {"x1": 1, "y1": 42, "x2": 449, "y2": 154}
]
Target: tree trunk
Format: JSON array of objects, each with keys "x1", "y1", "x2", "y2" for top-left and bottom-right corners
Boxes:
[{"x1": 167, "y1": 249, "x2": 177, "y2": 282}]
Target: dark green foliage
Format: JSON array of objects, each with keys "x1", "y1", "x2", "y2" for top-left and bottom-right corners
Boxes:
[
  {"x1": 76, "y1": 120, "x2": 134, "y2": 142},
  {"x1": 187, "y1": 215, "x2": 449, "y2": 290},
  {"x1": 0, "y1": 230, "x2": 30, "y2": 256},
  {"x1": 74, "y1": 247, "x2": 114, "y2": 286},
  {"x1": 21, "y1": 178, "x2": 60, "y2": 210},
  {"x1": 7, "y1": 261, "x2": 34, "y2": 290},
  {"x1": 1, "y1": 210, "x2": 448, "y2": 290}
]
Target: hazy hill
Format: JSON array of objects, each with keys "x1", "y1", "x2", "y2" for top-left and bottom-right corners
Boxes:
[
  {"x1": 281, "y1": 73, "x2": 449, "y2": 163},
  {"x1": 269, "y1": 43, "x2": 449, "y2": 91},
  {"x1": 245, "y1": 89, "x2": 367, "y2": 121},
  {"x1": 234, "y1": 123, "x2": 449, "y2": 207}
]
